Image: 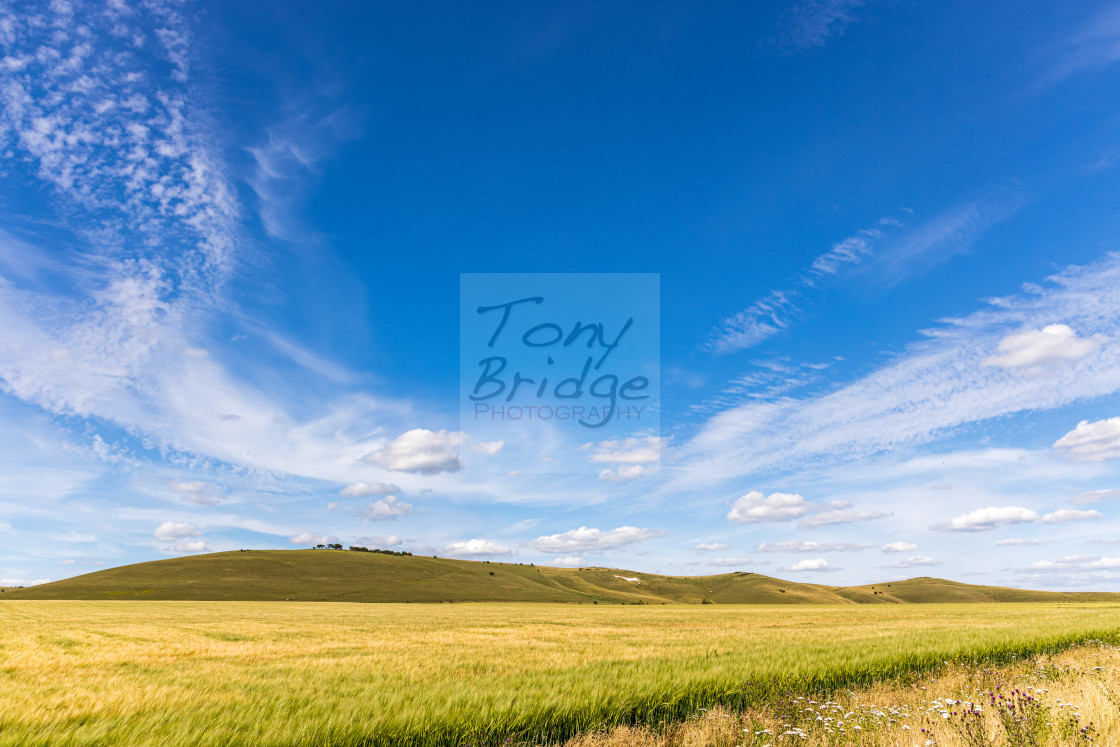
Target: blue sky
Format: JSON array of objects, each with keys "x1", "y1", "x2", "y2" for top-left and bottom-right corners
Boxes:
[{"x1": 3, "y1": 0, "x2": 1120, "y2": 589}]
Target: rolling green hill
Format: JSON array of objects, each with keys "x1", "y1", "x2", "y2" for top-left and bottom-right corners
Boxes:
[{"x1": 4, "y1": 550, "x2": 1119, "y2": 604}]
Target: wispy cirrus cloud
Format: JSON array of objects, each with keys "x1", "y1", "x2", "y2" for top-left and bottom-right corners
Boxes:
[
  {"x1": 675, "y1": 253, "x2": 1120, "y2": 489},
  {"x1": 765, "y1": 0, "x2": 870, "y2": 54},
  {"x1": 0, "y1": 1, "x2": 450, "y2": 509},
  {"x1": 707, "y1": 217, "x2": 902, "y2": 354},
  {"x1": 1043, "y1": 2, "x2": 1120, "y2": 85}
]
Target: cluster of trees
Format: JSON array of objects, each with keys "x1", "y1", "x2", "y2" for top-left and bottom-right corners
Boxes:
[
  {"x1": 349, "y1": 546, "x2": 413, "y2": 556},
  {"x1": 312, "y1": 543, "x2": 412, "y2": 556}
]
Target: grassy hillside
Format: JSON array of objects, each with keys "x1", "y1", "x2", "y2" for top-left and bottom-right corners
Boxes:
[{"x1": 5, "y1": 549, "x2": 1120, "y2": 604}]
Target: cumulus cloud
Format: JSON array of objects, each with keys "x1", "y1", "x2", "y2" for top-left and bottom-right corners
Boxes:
[
  {"x1": 936, "y1": 505, "x2": 1101, "y2": 531},
  {"x1": 360, "y1": 496, "x2": 414, "y2": 521},
  {"x1": 1054, "y1": 418, "x2": 1120, "y2": 462},
  {"x1": 1039, "y1": 508, "x2": 1103, "y2": 524},
  {"x1": 1024, "y1": 555, "x2": 1120, "y2": 573},
  {"x1": 168, "y1": 480, "x2": 221, "y2": 505},
  {"x1": 1072, "y1": 489, "x2": 1120, "y2": 504},
  {"x1": 727, "y1": 492, "x2": 816, "y2": 523},
  {"x1": 881, "y1": 541, "x2": 918, "y2": 553},
  {"x1": 694, "y1": 542, "x2": 732, "y2": 551},
  {"x1": 153, "y1": 521, "x2": 201, "y2": 541},
  {"x1": 587, "y1": 437, "x2": 662, "y2": 464},
  {"x1": 983, "y1": 324, "x2": 1103, "y2": 371},
  {"x1": 785, "y1": 558, "x2": 840, "y2": 572},
  {"x1": 527, "y1": 526, "x2": 665, "y2": 554},
  {"x1": 886, "y1": 556, "x2": 941, "y2": 568},
  {"x1": 934, "y1": 506, "x2": 1040, "y2": 532},
  {"x1": 552, "y1": 555, "x2": 584, "y2": 567},
  {"x1": 363, "y1": 429, "x2": 464, "y2": 474},
  {"x1": 798, "y1": 509, "x2": 889, "y2": 528},
  {"x1": 995, "y1": 538, "x2": 1050, "y2": 546},
  {"x1": 1, "y1": 578, "x2": 51, "y2": 587},
  {"x1": 757, "y1": 541, "x2": 871, "y2": 552},
  {"x1": 444, "y1": 539, "x2": 510, "y2": 557},
  {"x1": 598, "y1": 465, "x2": 645, "y2": 482},
  {"x1": 471, "y1": 440, "x2": 504, "y2": 455},
  {"x1": 339, "y1": 482, "x2": 400, "y2": 498},
  {"x1": 290, "y1": 532, "x2": 335, "y2": 546}
]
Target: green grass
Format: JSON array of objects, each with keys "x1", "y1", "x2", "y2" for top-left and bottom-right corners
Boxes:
[
  {"x1": 2, "y1": 601, "x2": 1120, "y2": 746},
  {"x1": 7, "y1": 550, "x2": 1120, "y2": 604}
]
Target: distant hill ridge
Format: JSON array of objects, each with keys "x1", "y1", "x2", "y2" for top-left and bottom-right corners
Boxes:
[{"x1": 4, "y1": 549, "x2": 1118, "y2": 604}]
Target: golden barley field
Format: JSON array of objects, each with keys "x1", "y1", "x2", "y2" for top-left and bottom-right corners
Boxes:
[
  {"x1": 569, "y1": 642, "x2": 1120, "y2": 746},
  {"x1": 2, "y1": 601, "x2": 1119, "y2": 746}
]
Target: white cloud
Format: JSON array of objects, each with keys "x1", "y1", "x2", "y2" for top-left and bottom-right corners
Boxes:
[
  {"x1": 769, "y1": 0, "x2": 868, "y2": 53},
  {"x1": 353, "y1": 535, "x2": 403, "y2": 548},
  {"x1": 1045, "y1": 3, "x2": 1120, "y2": 83},
  {"x1": 527, "y1": 526, "x2": 665, "y2": 554},
  {"x1": 881, "y1": 541, "x2": 918, "y2": 553},
  {"x1": 1039, "y1": 508, "x2": 1103, "y2": 524},
  {"x1": 709, "y1": 557, "x2": 760, "y2": 568},
  {"x1": 996, "y1": 538, "x2": 1051, "y2": 546},
  {"x1": 982, "y1": 324, "x2": 1103, "y2": 371},
  {"x1": 727, "y1": 491, "x2": 815, "y2": 523},
  {"x1": 598, "y1": 465, "x2": 645, "y2": 482},
  {"x1": 587, "y1": 437, "x2": 662, "y2": 464},
  {"x1": 694, "y1": 542, "x2": 732, "y2": 551},
  {"x1": 886, "y1": 556, "x2": 941, "y2": 568},
  {"x1": 171, "y1": 540, "x2": 208, "y2": 553},
  {"x1": 471, "y1": 440, "x2": 503, "y2": 455},
  {"x1": 757, "y1": 541, "x2": 871, "y2": 552},
  {"x1": 552, "y1": 555, "x2": 584, "y2": 567},
  {"x1": 1, "y1": 578, "x2": 51, "y2": 587},
  {"x1": 444, "y1": 539, "x2": 510, "y2": 557},
  {"x1": 339, "y1": 482, "x2": 401, "y2": 498},
  {"x1": 675, "y1": 253, "x2": 1120, "y2": 490},
  {"x1": 1025, "y1": 555, "x2": 1120, "y2": 573},
  {"x1": 290, "y1": 532, "x2": 334, "y2": 546},
  {"x1": 153, "y1": 521, "x2": 201, "y2": 541},
  {"x1": 707, "y1": 217, "x2": 903, "y2": 353},
  {"x1": 707, "y1": 290, "x2": 800, "y2": 354},
  {"x1": 168, "y1": 480, "x2": 221, "y2": 505},
  {"x1": 785, "y1": 558, "x2": 840, "y2": 572},
  {"x1": 360, "y1": 496, "x2": 414, "y2": 521},
  {"x1": 936, "y1": 504, "x2": 1097, "y2": 533},
  {"x1": 1072, "y1": 489, "x2": 1120, "y2": 504},
  {"x1": 799, "y1": 509, "x2": 889, "y2": 528},
  {"x1": 1054, "y1": 418, "x2": 1120, "y2": 462},
  {"x1": 363, "y1": 429, "x2": 464, "y2": 475},
  {"x1": 934, "y1": 506, "x2": 1040, "y2": 532}
]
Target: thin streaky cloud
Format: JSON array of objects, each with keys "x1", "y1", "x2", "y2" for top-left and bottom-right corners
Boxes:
[
  {"x1": 673, "y1": 253, "x2": 1120, "y2": 490},
  {"x1": 1042, "y1": 2, "x2": 1120, "y2": 85},
  {"x1": 766, "y1": 0, "x2": 869, "y2": 54},
  {"x1": 707, "y1": 216, "x2": 902, "y2": 354}
]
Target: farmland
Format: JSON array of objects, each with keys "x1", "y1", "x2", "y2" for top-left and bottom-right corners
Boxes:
[{"x1": 2, "y1": 601, "x2": 1120, "y2": 746}]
